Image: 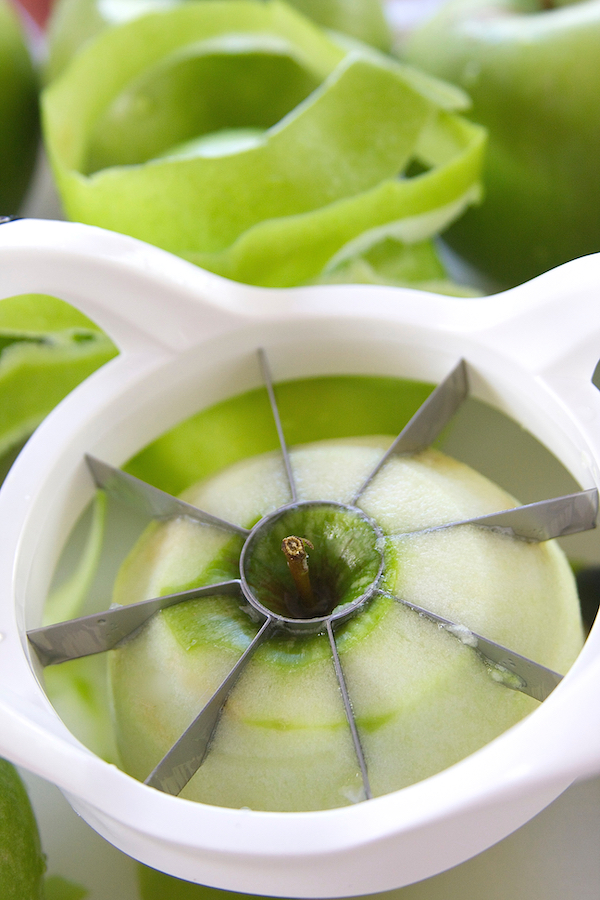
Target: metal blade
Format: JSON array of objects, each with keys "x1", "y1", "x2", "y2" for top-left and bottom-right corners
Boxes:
[
  {"x1": 85, "y1": 455, "x2": 249, "y2": 537},
  {"x1": 258, "y1": 348, "x2": 297, "y2": 502},
  {"x1": 352, "y1": 359, "x2": 468, "y2": 504},
  {"x1": 28, "y1": 580, "x2": 242, "y2": 666},
  {"x1": 394, "y1": 489, "x2": 598, "y2": 543},
  {"x1": 145, "y1": 616, "x2": 275, "y2": 795},
  {"x1": 388, "y1": 593, "x2": 563, "y2": 702},
  {"x1": 326, "y1": 621, "x2": 372, "y2": 801}
]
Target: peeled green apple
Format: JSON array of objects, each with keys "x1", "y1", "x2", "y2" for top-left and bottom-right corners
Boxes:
[
  {"x1": 109, "y1": 435, "x2": 583, "y2": 812},
  {"x1": 45, "y1": 0, "x2": 391, "y2": 83},
  {"x1": 403, "y1": 0, "x2": 600, "y2": 288},
  {"x1": 0, "y1": 0, "x2": 38, "y2": 213}
]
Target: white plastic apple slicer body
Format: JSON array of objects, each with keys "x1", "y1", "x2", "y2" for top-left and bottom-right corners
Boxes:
[{"x1": 1, "y1": 218, "x2": 600, "y2": 897}]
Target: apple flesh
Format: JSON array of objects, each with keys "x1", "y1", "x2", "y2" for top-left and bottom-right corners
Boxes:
[
  {"x1": 403, "y1": 0, "x2": 600, "y2": 288},
  {"x1": 109, "y1": 436, "x2": 583, "y2": 811}
]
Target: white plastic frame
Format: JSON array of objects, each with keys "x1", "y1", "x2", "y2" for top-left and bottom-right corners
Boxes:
[{"x1": 0, "y1": 218, "x2": 600, "y2": 896}]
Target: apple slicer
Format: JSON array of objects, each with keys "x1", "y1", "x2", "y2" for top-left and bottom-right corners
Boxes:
[{"x1": 1, "y1": 218, "x2": 600, "y2": 897}]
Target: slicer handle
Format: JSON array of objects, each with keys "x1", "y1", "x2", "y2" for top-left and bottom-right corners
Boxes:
[
  {"x1": 0, "y1": 218, "x2": 250, "y2": 355},
  {"x1": 475, "y1": 253, "x2": 600, "y2": 384},
  {"x1": 458, "y1": 254, "x2": 600, "y2": 491}
]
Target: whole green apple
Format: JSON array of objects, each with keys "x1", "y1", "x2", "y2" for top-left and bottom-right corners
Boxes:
[
  {"x1": 0, "y1": 0, "x2": 38, "y2": 213},
  {"x1": 0, "y1": 758, "x2": 88, "y2": 899},
  {"x1": 98, "y1": 376, "x2": 582, "y2": 812},
  {"x1": 44, "y1": 0, "x2": 391, "y2": 83},
  {"x1": 0, "y1": 758, "x2": 45, "y2": 900},
  {"x1": 403, "y1": 0, "x2": 600, "y2": 288}
]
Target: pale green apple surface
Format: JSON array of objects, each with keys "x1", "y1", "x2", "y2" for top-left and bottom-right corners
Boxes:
[
  {"x1": 404, "y1": 0, "x2": 600, "y2": 288},
  {"x1": 0, "y1": 0, "x2": 38, "y2": 213},
  {"x1": 42, "y1": 0, "x2": 486, "y2": 289},
  {"x1": 109, "y1": 437, "x2": 583, "y2": 812}
]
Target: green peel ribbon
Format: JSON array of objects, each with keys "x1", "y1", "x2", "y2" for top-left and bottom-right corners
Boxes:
[
  {"x1": 0, "y1": 294, "x2": 117, "y2": 464},
  {"x1": 42, "y1": 0, "x2": 486, "y2": 288}
]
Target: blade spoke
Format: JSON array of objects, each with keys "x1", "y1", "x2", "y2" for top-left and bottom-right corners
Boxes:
[
  {"x1": 258, "y1": 348, "x2": 297, "y2": 502},
  {"x1": 390, "y1": 489, "x2": 598, "y2": 543},
  {"x1": 28, "y1": 580, "x2": 243, "y2": 666},
  {"x1": 326, "y1": 620, "x2": 372, "y2": 801},
  {"x1": 86, "y1": 455, "x2": 249, "y2": 537},
  {"x1": 145, "y1": 616, "x2": 275, "y2": 796},
  {"x1": 352, "y1": 359, "x2": 468, "y2": 504}
]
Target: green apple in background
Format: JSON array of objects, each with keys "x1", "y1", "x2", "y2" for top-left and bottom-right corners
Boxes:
[
  {"x1": 0, "y1": 758, "x2": 88, "y2": 899},
  {"x1": 403, "y1": 0, "x2": 600, "y2": 289},
  {"x1": 0, "y1": 758, "x2": 45, "y2": 900},
  {"x1": 44, "y1": 0, "x2": 391, "y2": 83},
  {"x1": 0, "y1": 0, "x2": 38, "y2": 213}
]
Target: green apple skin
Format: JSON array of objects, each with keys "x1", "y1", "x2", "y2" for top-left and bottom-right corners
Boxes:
[
  {"x1": 41, "y1": 0, "x2": 485, "y2": 291},
  {"x1": 0, "y1": 759, "x2": 45, "y2": 900},
  {"x1": 403, "y1": 0, "x2": 600, "y2": 288},
  {"x1": 45, "y1": 0, "x2": 390, "y2": 83},
  {"x1": 109, "y1": 437, "x2": 583, "y2": 812},
  {"x1": 0, "y1": 0, "x2": 38, "y2": 213}
]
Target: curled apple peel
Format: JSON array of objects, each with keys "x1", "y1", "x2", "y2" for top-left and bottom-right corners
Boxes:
[{"x1": 42, "y1": 0, "x2": 486, "y2": 288}]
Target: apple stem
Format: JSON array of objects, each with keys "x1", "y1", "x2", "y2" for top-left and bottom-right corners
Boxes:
[{"x1": 281, "y1": 536, "x2": 315, "y2": 609}]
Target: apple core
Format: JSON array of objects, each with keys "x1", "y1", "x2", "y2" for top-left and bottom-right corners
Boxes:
[{"x1": 240, "y1": 500, "x2": 385, "y2": 630}]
